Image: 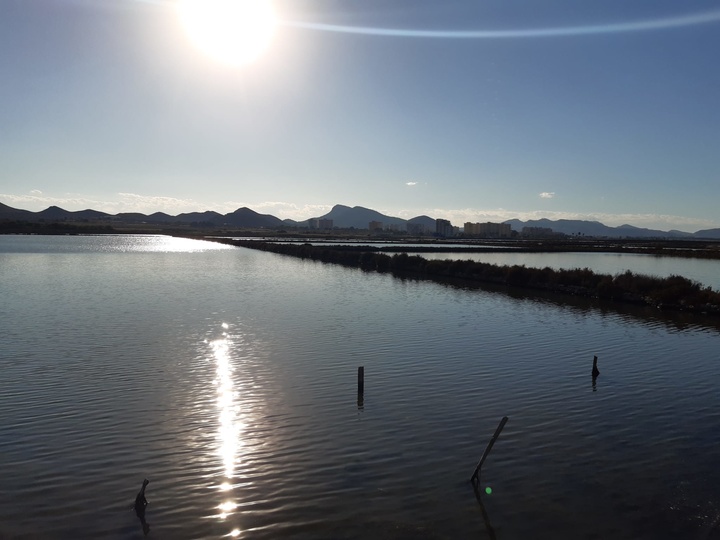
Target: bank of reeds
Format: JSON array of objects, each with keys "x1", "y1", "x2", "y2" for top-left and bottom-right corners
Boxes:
[{"x1": 218, "y1": 240, "x2": 720, "y2": 315}]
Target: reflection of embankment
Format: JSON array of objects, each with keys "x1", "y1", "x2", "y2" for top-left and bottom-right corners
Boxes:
[{"x1": 212, "y1": 239, "x2": 720, "y2": 329}]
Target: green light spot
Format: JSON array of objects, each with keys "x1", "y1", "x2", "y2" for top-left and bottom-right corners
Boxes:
[{"x1": 485, "y1": 487, "x2": 492, "y2": 495}]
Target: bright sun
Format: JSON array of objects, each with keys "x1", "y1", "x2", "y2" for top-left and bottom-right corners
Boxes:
[{"x1": 177, "y1": 0, "x2": 277, "y2": 67}]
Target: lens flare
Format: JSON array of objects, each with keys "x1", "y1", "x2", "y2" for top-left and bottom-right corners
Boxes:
[{"x1": 278, "y1": 9, "x2": 720, "y2": 39}]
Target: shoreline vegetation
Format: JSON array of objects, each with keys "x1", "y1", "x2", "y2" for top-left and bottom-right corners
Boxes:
[{"x1": 213, "y1": 238, "x2": 720, "y2": 317}]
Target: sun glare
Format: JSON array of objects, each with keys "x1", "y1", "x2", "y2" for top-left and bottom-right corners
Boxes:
[{"x1": 177, "y1": 0, "x2": 277, "y2": 66}]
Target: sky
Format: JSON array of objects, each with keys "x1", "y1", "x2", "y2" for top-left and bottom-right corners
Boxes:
[{"x1": 1, "y1": 0, "x2": 719, "y2": 232}]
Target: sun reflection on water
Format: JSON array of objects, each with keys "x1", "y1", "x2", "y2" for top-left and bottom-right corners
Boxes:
[
  {"x1": 209, "y1": 322, "x2": 242, "y2": 531},
  {"x1": 116, "y1": 235, "x2": 235, "y2": 253}
]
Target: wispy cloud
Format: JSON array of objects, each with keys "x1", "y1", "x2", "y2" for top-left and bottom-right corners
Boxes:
[
  {"x1": 539, "y1": 192, "x2": 555, "y2": 199},
  {"x1": 0, "y1": 192, "x2": 203, "y2": 215},
  {"x1": 116, "y1": 193, "x2": 200, "y2": 214},
  {"x1": 1, "y1": 193, "x2": 103, "y2": 211},
  {"x1": 406, "y1": 181, "x2": 417, "y2": 187},
  {"x1": 249, "y1": 201, "x2": 333, "y2": 220}
]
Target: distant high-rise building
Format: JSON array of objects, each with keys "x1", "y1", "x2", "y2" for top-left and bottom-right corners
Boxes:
[
  {"x1": 308, "y1": 218, "x2": 319, "y2": 229},
  {"x1": 318, "y1": 219, "x2": 333, "y2": 229},
  {"x1": 463, "y1": 221, "x2": 511, "y2": 238},
  {"x1": 369, "y1": 221, "x2": 383, "y2": 231},
  {"x1": 436, "y1": 218, "x2": 453, "y2": 237}
]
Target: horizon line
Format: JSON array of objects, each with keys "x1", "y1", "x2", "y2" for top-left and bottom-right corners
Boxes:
[{"x1": 1, "y1": 200, "x2": 717, "y2": 235}]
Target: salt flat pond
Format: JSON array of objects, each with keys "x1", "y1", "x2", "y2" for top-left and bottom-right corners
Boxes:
[{"x1": 1, "y1": 235, "x2": 719, "y2": 539}]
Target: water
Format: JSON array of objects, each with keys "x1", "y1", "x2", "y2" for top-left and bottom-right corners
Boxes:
[
  {"x1": 405, "y1": 250, "x2": 720, "y2": 291},
  {"x1": 1, "y1": 235, "x2": 719, "y2": 539},
  {"x1": 231, "y1": 238, "x2": 720, "y2": 290}
]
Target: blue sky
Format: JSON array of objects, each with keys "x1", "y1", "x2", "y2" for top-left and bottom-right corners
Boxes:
[{"x1": 1, "y1": 0, "x2": 719, "y2": 231}]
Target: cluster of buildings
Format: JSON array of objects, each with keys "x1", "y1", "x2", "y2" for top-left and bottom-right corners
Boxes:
[
  {"x1": 462, "y1": 221, "x2": 512, "y2": 238},
  {"x1": 307, "y1": 218, "x2": 334, "y2": 230},
  {"x1": 370, "y1": 221, "x2": 418, "y2": 233},
  {"x1": 307, "y1": 216, "x2": 553, "y2": 239},
  {"x1": 435, "y1": 219, "x2": 512, "y2": 238}
]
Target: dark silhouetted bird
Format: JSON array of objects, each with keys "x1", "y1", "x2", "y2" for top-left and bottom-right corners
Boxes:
[{"x1": 134, "y1": 479, "x2": 150, "y2": 518}]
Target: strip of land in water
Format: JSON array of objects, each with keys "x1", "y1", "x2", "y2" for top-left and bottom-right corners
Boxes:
[
  {"x1": 4, "y1": 222, "x2": 720, "y2": 316},
  {"x1": 211, "y1": 238, "x2": 720, "y2": 317}
]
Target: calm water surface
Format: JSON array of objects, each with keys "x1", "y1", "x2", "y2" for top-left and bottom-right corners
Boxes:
[{"x1": 1, "y1": 235, "x2": 719, "y2": 539}]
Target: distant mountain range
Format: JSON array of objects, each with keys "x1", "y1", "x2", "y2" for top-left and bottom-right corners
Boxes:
[
  {"x1": 502, "y1": 218, "x2": 715, "y2": 239},
  {"x1": 282, "y1": 204, "x2": 437, "y2": 231},
  {"x1": 2, "y1": 201, "x2": 719, "y2": 239}
]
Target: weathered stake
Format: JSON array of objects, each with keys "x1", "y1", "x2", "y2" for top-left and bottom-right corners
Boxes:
[
  {"x1": 357, "y1": 366, "x2": 365, "y2": 409},
  {"x1": 471, "y1": 416, "x2": 508, "y2": 484},
  {"x1": 592, "y1": 355, "x2": 600, "y2": 377}
]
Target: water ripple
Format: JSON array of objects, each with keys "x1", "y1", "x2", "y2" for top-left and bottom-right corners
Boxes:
[{"x1": 2, "y1": 236, "x2": 719, "y2": 539}]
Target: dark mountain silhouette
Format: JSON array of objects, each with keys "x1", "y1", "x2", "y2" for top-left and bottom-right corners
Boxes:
[
  {"x1": 312, "y1": 204, "x2": 407, "y2": 229},
  {"x1": 407, "y1": 215, "x2": 435, "y2": 230},
  {"x1": 113, "y1": 211, "x2": 175, "y2": 223},
  {"x1": 177, "y1": 211, "x2": 225, "y2": 224},
  {"x1": 36, "y1": 206, "x2": 112, "y2": 221},
  {"x1": 0, "y1": 200, "x2": 715, "y2": 238},
  {"x1": 148, "y1": 212, "x2": 175, "y2": 222},
  {"x1": 223, "y1": 207, "x2": 283, "y2": 228},
  {"x1": 0, "y1": 203, "x2": 279, "y2": 228},
  {"x1": 694, "y1": 228, "x2": 720, "y2": 239},
  {"x1": 115, "y1": 212, "x2": 152, "y2": 222},
  {"x1": 615, "y1": 224, "x2": 692, "y2": 238},
  {"x1": 503, "y1": 218, "x2": 692, "y2": 239},
  {"x1": 287, "y1": 206, "x2": 431, "y2": 230},
  {"x1": 0, "y1": 202, "x2": 33, "y2": 220},
  {"x1": 110, "y1": 208, "x2": 277, "y2": 227}
]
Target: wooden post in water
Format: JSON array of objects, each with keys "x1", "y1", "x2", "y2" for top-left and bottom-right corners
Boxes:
[
  {"x1": 357, "y1": 366, "x2": 365, "y2": 408},
  {"x1": 592, "y1": 355, "x2": 600, "y2": 377},
  {"x1": 471, "y1": 416, "x2": 508, "y2": 485}
]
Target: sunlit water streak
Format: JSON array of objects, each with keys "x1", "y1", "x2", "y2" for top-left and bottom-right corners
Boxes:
[
  {"x1": 1, "y1": 235, "x2": 720, "y2": 539},
  {"x1": 209, "y1": 324, "x2": 242, "y2": 527}
]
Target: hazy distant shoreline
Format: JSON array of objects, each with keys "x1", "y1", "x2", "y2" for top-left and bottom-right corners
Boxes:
[{"x1": 2, "y1": 219, "x2": 720, "y2": 260}]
